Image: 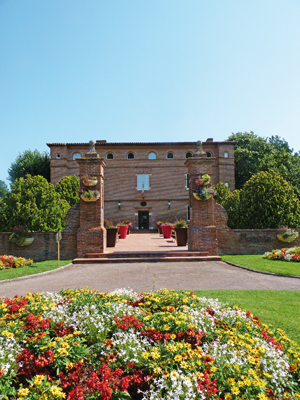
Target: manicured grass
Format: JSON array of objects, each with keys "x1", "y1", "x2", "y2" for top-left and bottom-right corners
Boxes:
[
  {"x1": 0, "y1": 260, "x2": 72, "y2": 281},
  {"x1": 222, "y1": 254, "x2": 300, "y2": 276},
  {"x1": 194, "y1": 289, "x2": 300, "y2": 346}
]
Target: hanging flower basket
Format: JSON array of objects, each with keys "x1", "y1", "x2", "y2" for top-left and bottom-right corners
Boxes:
[
  {"x1": 16, "y1": 237, "x2": 34, "y2": 247},
  {"x1": 80, "y1": 193, "x2": 100, "y2": 202},
  {"x1": 193, "y1": 192, "x2": 212, "y2": 201},
  {"x1": 193, "y1": 174, "x2": 215, "y2": 201},
  {"x1": 277, "y1": 227, "x2": 299, "y2": 243},
  {"x1": 83, "y1": 179, "x2": 98, "y2": 187},
  {"x1": 78, "y1": 189, "x2": 100, "y2": 202}
]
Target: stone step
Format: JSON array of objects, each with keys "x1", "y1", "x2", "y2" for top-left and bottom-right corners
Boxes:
[
  {"x1": 86, "y1": 251, "x2": 208, "y2": 258},
  {"x1": 73, "y1": 255, "x2": 221, "y2": 264}
]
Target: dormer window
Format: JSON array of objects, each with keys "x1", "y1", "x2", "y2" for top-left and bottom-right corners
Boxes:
[
  {"x1": 167, "y1": 152, "x2": 174, "y2": 159},
  {"x1": 127, "y1": 152, "x2": 135, "y2": 159}
]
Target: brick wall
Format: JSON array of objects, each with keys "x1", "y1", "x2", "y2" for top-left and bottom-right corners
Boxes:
[
  {"x1": 0, "y1": 232, "x2": 77, "y2": 260},
  {"x1": 217, "y1": 228, "x2": 300, "y2": 255}
]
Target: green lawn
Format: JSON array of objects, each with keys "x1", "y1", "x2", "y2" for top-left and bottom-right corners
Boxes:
[
  {"x1": 0, "y1": 260, "x2": 72, "y2": 281},
  {"x1": 194, "y1": 290, "x2": 300, "y2": 346},
  {"x1": 222, "y1": 254, "x2": 300, "y2": 276}
]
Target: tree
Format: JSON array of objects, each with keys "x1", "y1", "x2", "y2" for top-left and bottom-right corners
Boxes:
[
  {"x1": 55, "y1": 176, "x2": 80, "y2": 207},
  {"x1": 213, "y1": 182, "x2": 231, "y2": 206},
  {"x1": 8, "y1": 149, "x2": 50, "y2": 184},
  {"x1": 0, "y1": 180, "x2": 8, "y2": 198},
  {"x1": 237, "y1": 170, "x2": 300, "y2": 229},
  {"x1": 0, "y1": 175, "x2": 70, "y2": 232},
  {"x1": 227, "y1": 132, "x2": 300, "y2": 193},
  {"x1": 222, "y1": 190, "x2": 241, "y2": 229}
]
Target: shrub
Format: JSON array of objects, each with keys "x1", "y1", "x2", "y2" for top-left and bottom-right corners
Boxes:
[
  {"x1": 213, "y1": 182, "x2": 231, "y2": 206},
  {"x1": 0, "y1": 175, "x2": 70, "y2": 232},
  {"x1": 222, "y1": 190, "x2": 241, "y2": 228},
  {"x1": 55, "y1": 176, "x2": 80, "y2": 207},
  {"x1": 238, "y1": 170, "x2": 300, "y2": 229}
]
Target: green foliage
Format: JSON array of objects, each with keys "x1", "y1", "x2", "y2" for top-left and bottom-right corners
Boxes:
[
  {"x1": 213, "y1": 182, "x2": 231, "y2": 205},
  {"x1": 226, "y1": 132, "x2": 300, "y2": 192},
  {"x1": 55, "y1": 175, "x2": 80, "y2": 207},
  {"x1": 222, "y1": 190, "x2": 241, "y2": 228},
  {"x1": 8, "y1": 149, "x2": 50, "y2": 184},
  {"x1": 0, "y1": 180, "x2": 8, "y2": 198},
  {"x1": 238, "y1": 170, "x2": 300, "y2": 229},
  {"x1": 0, "y1": 175, "x2": 70, "y2": 232}
]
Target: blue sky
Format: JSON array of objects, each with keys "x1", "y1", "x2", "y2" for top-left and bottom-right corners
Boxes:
[{"x1": 1, "y1": 0, "x2": 300, "y2": 186}]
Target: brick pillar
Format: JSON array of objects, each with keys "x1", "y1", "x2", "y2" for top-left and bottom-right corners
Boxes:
[
  {"x1": 76, "y1": 140, "x2": 106, "y2": 257},
  {"x1": 185, "y1": 141, "x2": 218, "y2": 255}
]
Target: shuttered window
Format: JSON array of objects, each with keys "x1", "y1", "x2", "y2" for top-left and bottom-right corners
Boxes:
[{"x1": 137, "y1": 174, "x2": 150, "y2": 190}]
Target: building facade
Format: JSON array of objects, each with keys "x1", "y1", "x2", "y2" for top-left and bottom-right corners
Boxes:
[{"x1": 47, "y1": 138, "x2": 236, "y2": 229}]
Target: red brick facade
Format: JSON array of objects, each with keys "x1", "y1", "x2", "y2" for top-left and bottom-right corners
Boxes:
[{"x1": 47, "y1": 139, "x2": 236, "y2": 229}]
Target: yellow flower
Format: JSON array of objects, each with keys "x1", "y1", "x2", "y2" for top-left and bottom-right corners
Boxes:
[
  {"x1": 231, "y1": 387, "x2": 240, "y2": 395},
  {"x1": 18, "y1": 388, "x2": 30, "y2": 396}
]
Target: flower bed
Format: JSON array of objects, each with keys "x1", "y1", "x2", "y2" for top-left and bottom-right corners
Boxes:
[
  {"x1": 0, "y1": 288, "x2": 299, "y2": 399},
  {"x1": 0, "y1": 255, "x2": 33, "y2": 270},
  {"x1": 263, "y1": 246, "x2": 300, "y2": 262}
]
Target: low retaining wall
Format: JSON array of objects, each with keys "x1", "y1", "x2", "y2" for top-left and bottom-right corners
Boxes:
[
  {"x1": 218, "y1": 228, "x2": 300, "y2": 255},
  {"x1": 0, "y1": 232, "x2": 77, "y2": 261}
]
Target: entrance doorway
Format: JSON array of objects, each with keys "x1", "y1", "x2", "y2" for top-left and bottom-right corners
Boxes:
[{"x1": 138, "y1": 211, "x2": 149, "y2": 229}]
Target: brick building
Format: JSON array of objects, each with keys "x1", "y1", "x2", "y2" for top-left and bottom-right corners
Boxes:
[{"x1": 47, "y1": 139, "x2": 235, "y2": 229}]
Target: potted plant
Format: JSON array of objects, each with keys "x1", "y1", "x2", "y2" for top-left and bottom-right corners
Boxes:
[
  {"x1": 78, "y1": 189, "x2": 100, "y2": 202},
  {"x1": 81, "y1": 174, "x2": 98, "y2": 187},
  {"x1": 9, "y1": 225, "x2": 34, "y2": 246},
  {"x1": 277, "y1": 226, "x2": 299, "y2": 243},
  {"x1": 117, "y1": 222, "x2": 129, "y2": 239},
  {"x1": 156, "y1": 221, "x2": 165, "y2": 234},
  {"x1": 104, "y1": 219, "x2": 118, "y2": 247},
  {"x1": 161, "y1": 222, "x2": 173, "y2": 239},
  {"x1": 193, "y1": 174, "x2": 215, "y2": 201},
  {"x1": 174, "y1": 220, "x2": 188, "y2": 246},
  {"x1": 123, "y1": 220, "x2": 133, "y2": 235}
]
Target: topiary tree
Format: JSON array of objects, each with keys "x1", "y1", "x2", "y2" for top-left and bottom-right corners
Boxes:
[
  {"x1": 55, "y1": 176, "x2": 80, "y2": 207},
  {"x1": 238, "y1": 170, "x2": 300, "y2": 229},
  {"x1": 222, "y1": 190, "x2": 241, "y2": 229},
  {"x1": 213, "y1": 182, "x2": 231, "y2": 206},
  {"x1": 0, "y1": 175, "x2": 70, "y2": 232}
]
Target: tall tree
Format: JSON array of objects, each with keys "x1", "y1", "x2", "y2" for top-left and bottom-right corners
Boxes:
[
  {"x1": 8, "y1": 149, "x2": 50, "y2": 184},
  {"x1": 55, "y1": 176, "x2": 80, "y2": 207},
  {"x1": 0, "y1": 180, "x2": 8, "y2": 198}
]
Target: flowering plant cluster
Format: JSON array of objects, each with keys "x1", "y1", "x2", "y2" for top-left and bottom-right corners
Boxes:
[
  {"x1": 104, "y1": 219, "x2": 117, "y2": 229},
  {"x1": 277, "y1": 227, "x2": 299, "y2": 240},
  {"x1": 0, "y1": 289, "x2": 299, "y2": 399},
  {"x1": 193, "y1": 175, "x2": 215, "y2": 201},
  {"x1": 77, "y1": 189, "x2": 100, "y2": 200},
  {"x1": 122, "y1": 220, "x2": 133, "y2": 228},
  {"x1": 81, "y1": 174, "x2": 97, "y2": 181},
  {"x1": 0, "y1": 255, "x2": 33, "y2": 270},
  {"x1": 9, "y1": 226, "x2": 33, "y2": 245},
  {"x1": 195, "y1": 174, "x2": 211, "y2": 187},
  {"x1": 263, "y1": 246, "x2": 300, "y2": 262}
]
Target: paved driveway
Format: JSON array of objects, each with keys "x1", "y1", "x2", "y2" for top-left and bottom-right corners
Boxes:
[{"x1": 0, "y1": 261, "x2": 299, "y2": 298}]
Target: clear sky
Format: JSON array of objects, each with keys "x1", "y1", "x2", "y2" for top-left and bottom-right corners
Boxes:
[{"x1": 1, "y1": 0, "x2": 300, "y2": 186}]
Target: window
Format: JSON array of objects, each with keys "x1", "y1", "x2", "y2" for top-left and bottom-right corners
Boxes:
[
  {"x1": 187, "y1": 205, "x2": 190, "y2": 221},
  {"x1": 206, "y1": 152, "x2": 212, "y2": 157},
  {"x1": 186, "y1": 152, "x2": 193, "y2": 158},
  {"x1": 73, "y1": 153, "x2": 81, "y2": 160},
  {"x1": 224, "y1": 152, "x2": 229, "y2": 158},
  {"x1": 185, "y1": 173, "x2": 189, "y2": 189},
  {"x1": 137, "y1": 174, "x2": 150, "y2": 190},
  {"x1": 167, "y1": 152, "x2": 174, "y2": 159},
  {"x1": 127, "y1": 152, "x2": 135, "y2": 159},
  {"x1": 56, "y1": 154, "x2": 61, "y2": 159},
  {"x1": 148, "y1": 152, "x2": 156, "y2": 159},
  {"x1": 106, "y1": 153, "x2": 114, "y2": 160},
  {"x1": 224, "y1": 182, "x2": 229, "y2": 187}
]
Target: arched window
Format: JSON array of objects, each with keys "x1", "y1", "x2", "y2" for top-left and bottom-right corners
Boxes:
[
  {"x1": 167, "y1": 152, "x2": 174, "y2": 159},
  {"x1": 224, "y1": 182, "x2": 229, "y2": 187},
  {"x1": 127, "y1": 152, "x2": 135, "y2": 159},
  {"x1": 206, "y1": 152, "x2": 212, "y2": 158},
  {"x1": 186, "y1": 152, "x2": 193, "y2": 158},
  {"x1": 106, "y1": 153, "x2": 114, "y2": 160},
  {"x1": 224, "y1": 152, "x2": 229, "y2": 158},
  {"x1": 148, "y1": 152, "x2": 156, "y2": 159},
  {"x1": 56, "y1": 154, "x2": 61, "y2": 159},
  {"x1": 73, "y1": 153, "x2": 81, "y2": 160}
]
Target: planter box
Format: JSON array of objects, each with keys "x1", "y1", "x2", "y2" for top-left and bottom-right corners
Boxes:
[
  {"x1": 161, "y1": 225, "x2": 173, "y2": 239},
  {"x1": 118, "y1": 225, "x2": 128, "y2": 239},
  {"x1": 175, "y1": 228, "x2": 187, "y2": 246},
  {"x1": 107, "y1": 228, "x2": 118, "y2": 247}
]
